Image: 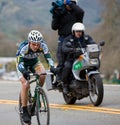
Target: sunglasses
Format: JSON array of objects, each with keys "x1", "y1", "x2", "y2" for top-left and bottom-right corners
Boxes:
[
  {"x1": 75, "y1": 30, "x2": 83, "y2": 32},
  {"x1": 30, "y1": 42, "x2": 40, "y2": 46}
]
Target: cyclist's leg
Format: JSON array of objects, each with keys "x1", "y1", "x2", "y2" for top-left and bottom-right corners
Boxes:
[
  {"x1": 17, "y1": 66, "x2": 30, "y2": 106},
  {"x1": 17, "y1": 67, "x2": 31, "y2": 123},
  {"x1": 20, "y1": 77, "x2": 30, "y2": 107},
  {"x1": 34, "y1": 61, "x2": 46, "y2": 86}
]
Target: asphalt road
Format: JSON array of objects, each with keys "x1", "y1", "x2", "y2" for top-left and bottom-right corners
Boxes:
[{"x1": 0, "y1": 80, "x2": 120, "y2": 125}]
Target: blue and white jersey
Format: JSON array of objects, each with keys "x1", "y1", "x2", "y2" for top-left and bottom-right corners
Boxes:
[
  {"x1": 17, "y1": 40, "x2": 49, "y2": 58},
  {"x1": 16, "y1": 40, "x2": 54, "y2": 73}
]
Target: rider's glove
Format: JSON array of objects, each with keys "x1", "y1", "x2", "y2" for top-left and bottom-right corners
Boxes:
[
  {"x1": 71, "y1": 48, "x2": 83, "y2": 57},
  {"x1": 74, "y1": 48, "x2": 83, "y2": 57},
  {"x1": 52, "y1": 7, "x2": 65, "y2": 18},
  {"x1": 23, "y1": 71, "x2": 30, "y2": 80}
]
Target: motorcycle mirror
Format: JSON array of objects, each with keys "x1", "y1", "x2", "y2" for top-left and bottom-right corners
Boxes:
[
  {"x1": 66, "y1": 42, "x2": 72, "y2": 47},
  {"x1": 99, "y1": 41, "x2": 105, "y2": 46}
]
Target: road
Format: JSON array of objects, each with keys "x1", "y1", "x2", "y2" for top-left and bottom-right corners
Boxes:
[{"x1": 0, "y1": 80, "x2": 120, "y2": 125}]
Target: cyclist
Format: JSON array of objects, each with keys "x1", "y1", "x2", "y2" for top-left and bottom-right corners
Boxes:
[
  {"x1": 16, "y1": 30, "x2": 54, "y2": 123},
  {"x1": 51, "y1": 0, "x2": 84, "y2": 85},
  {"x1": 61, "y1": 22, "x2": 96, "y2": 94}
]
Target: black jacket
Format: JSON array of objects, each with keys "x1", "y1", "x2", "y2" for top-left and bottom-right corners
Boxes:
[
  {"x1": 51, "y1": 3, "x2": 84, "y2": 37},
  {"x1": 62, "y1": 34, "x2": 96, "y2": 59}
]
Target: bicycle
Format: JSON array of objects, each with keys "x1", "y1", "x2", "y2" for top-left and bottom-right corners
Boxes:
[{"x1": 18, "y1": 73, "x2": 50, "y2": 125}]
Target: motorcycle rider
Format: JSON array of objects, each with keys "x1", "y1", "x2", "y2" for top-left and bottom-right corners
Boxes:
[
  {"x1": 16, "y1": 30, "x2": 54, "y2": 123},
  {"x1": 51, "y1": 0, "x2": 84, "y2": 85},
  {"x1": 61, "y1": 22, "x2": 96, "y2": 94}
]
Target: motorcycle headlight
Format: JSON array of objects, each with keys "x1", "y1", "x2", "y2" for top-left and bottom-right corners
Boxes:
[{"x1": 89, "y1": 58, "x2": 99, "y2": 65}]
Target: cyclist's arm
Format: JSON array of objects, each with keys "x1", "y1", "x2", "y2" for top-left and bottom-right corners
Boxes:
[
  {"x1": 16, "y1": 45, "x2": 29, "y2": 73},
  {"x1": 41, "y1": 41, "x2": 54, "y2": 67},
  {"x1": 44, "y1": 53, "x2": 54, "y2": 67},
  {"x1": 17, "y1": 56, "x2": 26, "y2": 73}
]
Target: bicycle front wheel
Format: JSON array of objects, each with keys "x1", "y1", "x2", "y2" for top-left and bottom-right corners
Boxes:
[{"x1": 36, "y1": 88, "x2": 50, "y2": 125}]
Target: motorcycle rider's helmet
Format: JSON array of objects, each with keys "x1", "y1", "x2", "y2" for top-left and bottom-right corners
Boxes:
[
  {"x1": 65, "y1": 0, "x2": 78, "y2": 5},
  {"x1": 72, "y1": 22, "x2": 85, "y2": 34},
  {"x1": 28, "y1": 30, "x2": 43, "y2": 43},
  {"x1": 71, "y1": 0, "x2": 78, "y2": 4}
]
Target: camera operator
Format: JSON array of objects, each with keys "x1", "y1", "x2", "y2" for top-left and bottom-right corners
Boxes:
[{"x1": 50, "y1": 0, "x2": 84, "y2": 86}]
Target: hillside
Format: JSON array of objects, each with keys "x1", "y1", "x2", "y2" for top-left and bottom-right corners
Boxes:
[
  {"x1": 90, "y1": 0, "x2": 120, "y2": 76},
  {"x1": 0, "y1": 0, "x2": 103, "y2": 56},
  {"x1": 0, "y1": 0, "x2": 102, "y2": 32}
]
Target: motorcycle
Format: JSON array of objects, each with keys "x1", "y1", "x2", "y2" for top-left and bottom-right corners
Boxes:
[{"x1": 46, "y1": 41, "x2": 105, "y2": 106}]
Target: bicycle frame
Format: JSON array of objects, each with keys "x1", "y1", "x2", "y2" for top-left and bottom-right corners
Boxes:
[
  {"x1": 19, "y1": 72, "x2": 50, "y2": 125},
  {"x1": 28, "y1": 73, "x2": 47, "y2": 112}
]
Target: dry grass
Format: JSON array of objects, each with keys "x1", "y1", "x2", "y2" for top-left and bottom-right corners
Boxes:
[{"x1": 88, "y1": 0, "x2": 120, "y2": 77}]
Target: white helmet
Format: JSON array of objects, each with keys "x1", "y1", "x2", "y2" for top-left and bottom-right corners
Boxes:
[
  {"x1": 72, "y1": 22, "x2": 85, "y2": 34},
  {"x1": 28, "y1": 30, "x2": 43, "y2": 43}
]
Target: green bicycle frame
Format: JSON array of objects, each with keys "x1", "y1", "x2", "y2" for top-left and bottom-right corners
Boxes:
[{"x1": 29, "y1": 75, "x2": 47, "y2": 111}]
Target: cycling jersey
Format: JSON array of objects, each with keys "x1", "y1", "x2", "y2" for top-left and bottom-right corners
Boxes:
[{"x1": 16, "y1": 40, "x2": 54, "y2": 73}]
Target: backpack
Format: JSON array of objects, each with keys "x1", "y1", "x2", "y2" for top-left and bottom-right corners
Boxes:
[{"x1": 16, "y1": 40, "x2": 28, "y2": 56}]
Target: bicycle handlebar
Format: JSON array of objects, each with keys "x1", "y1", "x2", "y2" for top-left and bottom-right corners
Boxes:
[
  {"x1": 29, "y1": 73, "x2": 47, "y2": 77},
  {"x1": 28, "y1": 73, "x2": 47, "y2": 85}
]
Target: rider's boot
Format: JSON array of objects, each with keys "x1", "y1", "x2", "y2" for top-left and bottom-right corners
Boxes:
[
  {"x1": 52, "y1": 74, "x2": 62, "y2": 89},
  {"x1": 56, "y1": 74, "x2": 61, "y2": 82},
  {"x1": 52, "y1": 81, "x2": 58, "y2": 89},
  {"x1": 22, "y1": 106, "x2": 31, "y2": 123}
]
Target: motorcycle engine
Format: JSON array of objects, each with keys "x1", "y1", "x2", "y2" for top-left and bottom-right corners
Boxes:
[{"x1": 69, "y1": 80, "x2": 89, "y2": 98}]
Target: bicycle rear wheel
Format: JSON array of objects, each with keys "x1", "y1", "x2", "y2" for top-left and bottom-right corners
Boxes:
[{"x1": 36, "y1": 88, "x2": 50, "y2": 125}]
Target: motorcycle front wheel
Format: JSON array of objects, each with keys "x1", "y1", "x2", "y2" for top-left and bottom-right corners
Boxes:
[{"x1": 89, "y1": 74, "x2": 104, "y2": 106}]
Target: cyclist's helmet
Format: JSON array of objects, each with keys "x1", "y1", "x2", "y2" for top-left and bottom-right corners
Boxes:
[
  {"x1": 28, "y1": 30, "x2": 43, "y2": 43},
  {"x1": 72, "y1": 22, "x2": 85, "y2": 34}
]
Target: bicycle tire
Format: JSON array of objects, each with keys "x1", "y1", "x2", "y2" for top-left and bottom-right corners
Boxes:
[{"x1": 36, "y1": 88, "x2": 50, "y2": 125}]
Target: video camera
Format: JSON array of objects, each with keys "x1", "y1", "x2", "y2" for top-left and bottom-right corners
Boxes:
[{"x1": 50, "y1": 0, "x2": 65, "y2": 14}]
